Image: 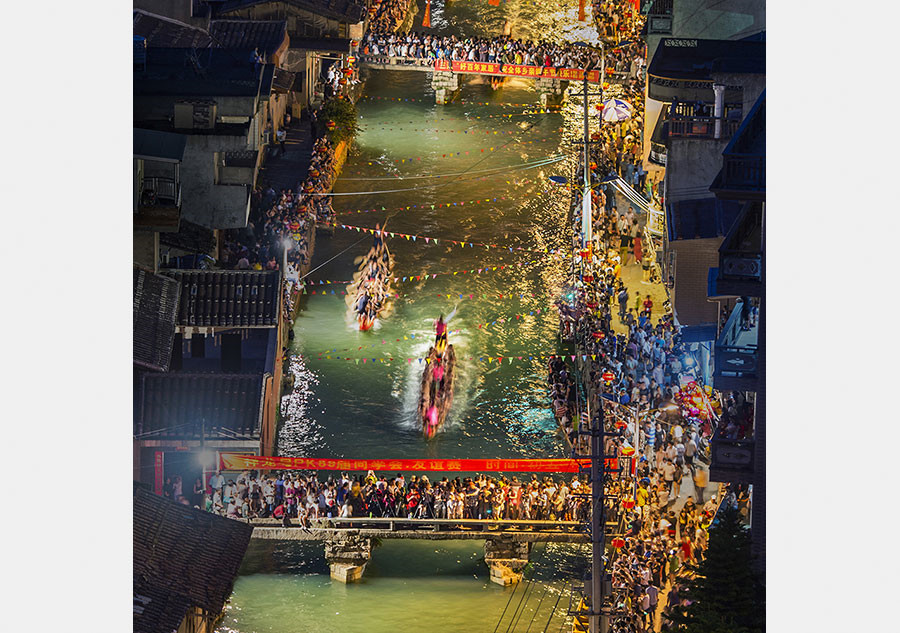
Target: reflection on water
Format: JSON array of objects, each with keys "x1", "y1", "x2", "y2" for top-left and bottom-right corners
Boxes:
[
  {"x1": 220, "y1": 541, "x2": 588, "y2": 633},
  {"x1": 229, "y1": 1, "x2": 599, "y2": 631}
]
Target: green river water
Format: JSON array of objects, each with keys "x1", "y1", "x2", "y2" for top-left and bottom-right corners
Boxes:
[{"x1": 219, "y1": 2, "x2": 603, "y2": 631}]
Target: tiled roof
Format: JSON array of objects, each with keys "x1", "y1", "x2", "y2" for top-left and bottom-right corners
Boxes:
[
  {"x1": 133, "y1": 10, "x2": 211, "y2": 48},
  {"x1": 133, "y1": 486, "x2": 252, "y2": 633},
  {"x1": 209, "y1": 20, "x2": 287, "y2": 55},
  {"x1": 134, "y1": 11, "x2": 286, "y2": 56},
  {"x1": 138, "y1": 373, "x2": 264, "y2": 438},
  {"x1": 168, "y1": 270, "x2": 280, "y2": 328},
  {"x1": 159, "y1": 219, "x2": 217, "y2": 254},
  {"x1": 216, "y1": 0, "x2": 365, "y2": 23},
  {"x1": 134, "y1": 268, "x2": 181, "y2": 372}
]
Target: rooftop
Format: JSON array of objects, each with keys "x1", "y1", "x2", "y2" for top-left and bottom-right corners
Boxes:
[
  {"x1": 138, "y1": 373, "x2": 265, "y2": 438},
  {"x1": 133, "y1": 128, "x2": 187, "y2": 163},
  {"x1": 133, "y1": 268, "x2": 181, "y2": 372},
  {"x1": 648, "y1": 38, "x2": 765, "y2": 82},
  {"x1": 166, "y1": 270, "x2": 280, "y2": 328},
  {"x1": 133, "y1": 485, "x2": 252, "y2": 633},
  {"x1": 133, "y1": 10, "x2": 211, "y2": 48},
  {"x1": 134, "y1": 11, "x2": 287, "y2": 56},
  {"x1": 216, "y1": 0, "x2": 365, "y2": 24},
  {"x1": 134, "y1": 48, "x2": 275, "y2": 98},
  {"x1": 209, "y1": 19, "x2": 288, "y2": 55}
]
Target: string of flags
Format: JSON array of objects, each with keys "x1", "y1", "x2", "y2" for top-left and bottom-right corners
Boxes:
[
  {"x1": 299, "y1": 307, "x2": 554, "y2": 355},
  {"x1": 301, "y1": 288, "x2": 560, "y2": 301},
  {"x1": 360, "y1": 125, "x2": 565, "y2": 135},
  {"x1": 335, "y1": 187, "x2": 555, "y2": 215},
  {"x1": 360, "y1": 111, "x2": 562, "y2": 125},
  {"x1": 336, "y1": 195, "x2": 511, "y2": 216},
  {"x1": 298, "y1": 352, "x2": 600, "y2": 366},
  {"x1": 332, "y1": 223, "x2": 562, "y2": 254},
  {"x1": 355, "y1": 135, "x2": 564, "y2": 166},
  {"x1": 304, "y1": 259, "x2": 543, "y2": 286},
  {"x1": 360, "y1": 95, "x2": 565, "y2": 107}
]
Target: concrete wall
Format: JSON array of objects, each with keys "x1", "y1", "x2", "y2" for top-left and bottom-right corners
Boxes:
[
  {"x1": 664, "y1": 137, "x2": 731, "y2": 204},
  {"x1": 670, "y1": 237, "x2": 721, "y2": 326},
  {"x1": 134, "y1": 230, "x2": 159, "y2": 271},
  {"x1": 181, "y1": 135, "x2": 253, "y2": 228}
]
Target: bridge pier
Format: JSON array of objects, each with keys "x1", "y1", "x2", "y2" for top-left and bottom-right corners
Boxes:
[
  {"x1": 432, "y1": 70, "x2": 460, "y2": 105},
  {"x1": 535, "y1": 77, "x2": 565, "y2": 108},
  {"x1": 484, "y1": 536, "x2": 532, "y2": 586},
  {"x1": 324, "y1": 533, "x2": 372, "y2": 583}
]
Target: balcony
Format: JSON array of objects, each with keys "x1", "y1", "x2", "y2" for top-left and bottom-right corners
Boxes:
[
  {"x1": 713, "y1": 299, "x2": 758, "y2": 392},
  {"x1": 642, "y1": 0, "x2": 673, "y2": 35},
  {"x1": 711, "y1": 202, "x2": 763, "y2": 297},
  {"x1": 135, "y1": 176, "x2": 181, "y2": 232},
  {"x1": 711, "y1": 91, "x2": 765, "y2": 200},
  {"x1": 667, "y1": 116, "x2": 741, "y2": 140}
]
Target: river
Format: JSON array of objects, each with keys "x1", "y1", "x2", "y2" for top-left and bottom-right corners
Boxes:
[{"x1": 218, "y1": 2, "x2": 601, "y2": 631}]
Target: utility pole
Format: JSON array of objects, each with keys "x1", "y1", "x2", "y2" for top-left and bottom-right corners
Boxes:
[
  {"x1": 582, "y1": 70, "x2": 591, "y2": 250},
  {"x1": 589, "y1": 395, "x2": 605, "y2": 633}
]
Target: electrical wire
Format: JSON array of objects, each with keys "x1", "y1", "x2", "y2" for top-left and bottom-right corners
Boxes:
[
  {"x1": 298, "y1": 234, "x2": 370, "y2": 281},
  {"x1": 539, "y1": 583, "x2": 566, "y2": 633},
  {"x1": 308, "y1": 156, "x2": 567, "y2": 196},
  {"x1": 338, "y1": 154, "x2": 574, "y2": 180},
  {"x1": 523, "y1": 582, "x2": 552, "y2": 633}
]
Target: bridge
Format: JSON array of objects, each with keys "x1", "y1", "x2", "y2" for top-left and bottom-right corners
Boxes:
[
  {"x1": 245, "y1": 516, "x2": 595, "y2": 585},
  {"x1": 358, "y1": 55, "x2": 625, "y2": 105}
]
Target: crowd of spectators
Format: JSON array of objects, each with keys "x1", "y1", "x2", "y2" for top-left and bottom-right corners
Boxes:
[
  {"x1": 222, "y1": 136, "x2": 338, "y2": 275},
  {"x1": 368, "y1": 0, "x2": 414, "y2": 34},
  {"x1": 362, "y1": 31, "x2": 646, "y2": 85},
  {"x1": 199, "y1": 469, "x2": 592, "y2": 524}
]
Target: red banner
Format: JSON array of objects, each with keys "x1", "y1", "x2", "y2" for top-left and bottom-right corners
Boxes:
[
  {"x1": 219, "y1": 453, "x2": 619, "y2": 473},
  {"x1": 434, "y1": 59, "x2": 601, "y2": 83}
]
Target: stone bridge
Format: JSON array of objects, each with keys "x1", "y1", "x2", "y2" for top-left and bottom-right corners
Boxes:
[
  {"x1": 246, "y1": 516, "x2": 589, "y2": 585},
  {"x1": 359, "y1": 56, "x2": 630, "y2": 105},
  {"x1": 359, "y1": 55, "x2": 602, "y2": 106}
]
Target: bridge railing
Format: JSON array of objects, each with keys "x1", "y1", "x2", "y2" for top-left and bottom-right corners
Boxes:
[
  {"x1": 248, "y1": 516, "x2": 587, "y2": 533},
  {"x1": 360, "y1": 54, "x2": 435, "y2": 68}
]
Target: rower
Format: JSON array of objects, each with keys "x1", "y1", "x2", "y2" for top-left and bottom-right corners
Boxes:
[{"x1": 435, "y1": 314, "x2": 447, "y2": 354}]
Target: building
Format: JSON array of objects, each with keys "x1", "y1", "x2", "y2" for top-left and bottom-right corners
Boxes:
[
  {"x1": 644, "y1": 36, "x2": 763, "y2": 379},
  {"x1": 707, "y1": 90, "x2": 765, "y2": 572},
  {"x1": 133, "y1": 269, "x2": 285, "y2": 491},
  {"x1": 213, "y1": 1, "x2": 365, "y2": 108},
  {"x1": 641, "y1": 0, "x2": 766, "y2": 164},
  {"x1": 134, "y1": 45, "x2": 276, "y2": 233},
  {"x1": 133, "y1": 484, "x2": 253, "y2": 633},
  {"x1": 134, "y1": 128, "x2": 188, "y2": 271}
]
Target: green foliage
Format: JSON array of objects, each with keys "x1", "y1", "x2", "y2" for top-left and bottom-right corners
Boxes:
[
  {"x1": 320, "y1": 98, "x2": 359, "y2": 145},
  {"x1": 663, "y1": 507, "x2": 764, "y2": 633}
]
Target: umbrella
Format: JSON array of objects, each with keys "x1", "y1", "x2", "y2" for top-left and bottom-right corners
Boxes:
[{"x1": 600, "y1": 98, "x2": 633, "y2": 122}]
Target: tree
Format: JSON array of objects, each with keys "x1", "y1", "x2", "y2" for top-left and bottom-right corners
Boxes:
[
  {"x1": 663, "y1": 506, "x2": 763, "y2": 633},
  {"x1": 319, "y1": 98, "x2": 359, "y2": 145}
]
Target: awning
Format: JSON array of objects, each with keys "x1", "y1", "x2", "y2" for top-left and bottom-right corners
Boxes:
[
  {"x1": 272, "y1": 68, "x2": 301, "y2": 94},
  {"x1": 134, "y1": 128, "x2": 187, "y2": 163}
]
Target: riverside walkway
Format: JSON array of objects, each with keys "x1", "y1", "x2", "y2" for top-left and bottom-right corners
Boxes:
[{"x1": 244, "y1": 517, "x2": 595, "y2": 585}]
